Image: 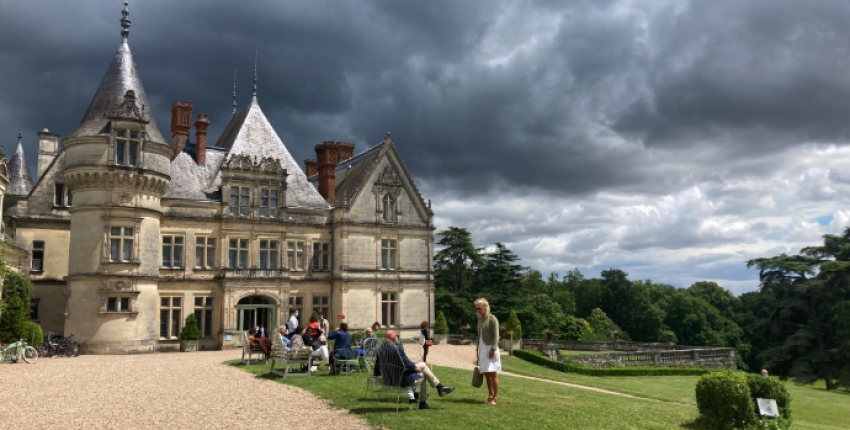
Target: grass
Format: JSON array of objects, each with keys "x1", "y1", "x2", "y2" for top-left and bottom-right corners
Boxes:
[
  {"x1": 501, "y1": 354, "x2": 850, "y2": 430},
  {"x1": 226, "y1": 360, "x2": 704, "y2": 430}
]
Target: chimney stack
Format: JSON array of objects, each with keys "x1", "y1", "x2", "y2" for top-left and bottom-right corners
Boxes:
[
  {"x1": 170, "y1": 100, "x2": 193, "y2": 160},
  {"x1": 37, "y1": 128, "x2": 60, "y2": 181},
  {"x1": 314, "y1": 141, "x2": 355, "y2": 204},
  {"x1": 304, "y1": 159, "x2": 317, "y2": 177},
  {"x1": 194, "y1": 113, "x2": 210, "y2": 166}
]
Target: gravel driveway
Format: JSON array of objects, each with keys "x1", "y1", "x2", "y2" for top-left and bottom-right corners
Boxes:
[{"x1": 0, "y1": 350, "x2": 371, "y2": 429}]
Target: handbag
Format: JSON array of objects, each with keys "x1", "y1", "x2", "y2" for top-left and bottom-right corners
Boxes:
[
  {"x1": 424, "y1": 340, "x2": 434, "y2": 346},
  {"x1": 472, "y1": 366, "x2": 483, "y2": 388}
]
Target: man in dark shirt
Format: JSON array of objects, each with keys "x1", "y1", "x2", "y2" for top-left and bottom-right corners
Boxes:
[{"x1": 374, "y1": 330, "x2": 454, "y2": 409}]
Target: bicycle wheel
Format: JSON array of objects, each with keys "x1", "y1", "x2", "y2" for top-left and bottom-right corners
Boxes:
[
  {"x1": 71, "y1": 343, "x2": 81, "y2": 357},
  {"x1": 36, "y1": 344, "x2": 50, "y2": 358},
  {"x1": 22, "y1": 346, "x2": 38, "y2": 363}
]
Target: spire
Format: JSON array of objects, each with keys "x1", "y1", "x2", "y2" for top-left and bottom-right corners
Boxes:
[
  {"x1": 7, "y1": 132, "x2": 34, "y2": 196},
  {"x1": 232, "y1": 69, "x2": 237, "y2": 116},
  {"x1": 252, "y1": 50, "x2": 258, "y2": 104},
  {"x1": 120, "y1": 1, "x2": 131, "y2": 42},
  {"x1": 69, "y1": 2, "x2": 166, "y2": 144}
]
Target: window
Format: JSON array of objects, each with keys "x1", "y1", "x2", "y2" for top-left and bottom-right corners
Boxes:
[
  {"x1": 381, "y1": 292, "x2": 398, "y2": 327},
  {"x1": 381, "y1": 239, "x2": 398, "y2": 270},
  {"x1": 259, "y1": 240, "x2": 278, "y2": 269},
  {"x1": 162, "y1": 235, "x2": 184, "y2": 268},
  {"x1": 116, "y1": 129, "x2": 140, "y2": 166},
  {"x1": 229, "y1": 186, "x2": 250, "y2": 215},
  {"x1": 31, "y1": 241, "x2": 44, "y2": 272},
  {"x1": 54, "y1": 184, "x2": 72, "y2": 207},
  {"x1": 259, "y1": 189, "x2": 278, "y2": 217},
  {"x1": 109, "y1": 227, "x2": 134, "y2": 262},
  {"x1": 382, "y1": 193, "x2": 396, "y2": 222},
  {"x1": 287, "y1": 241, "x2": 305, "y2": 270},
  {"x1": 313, "y1": 296, "x2": 329, "y2": 319},
  {"x1": 195, "y1": 237, "x2": 216, "y2": 269},
  {"x1": 107, "y1": 297, "x2": 131, "y2": 312},
  {"x1": 159, "y1": 297, "x2": 182, "y2": 339},
  {"x1": 29, "y1": 298, "x2": 40, "y2": 321},
  {"x1": 194, "y1": 297, "x2": 214, "y2": 338},
  {"x1": 289, "y1": 296, "x2": 303, "y2": 315},
  {"x1": 312, "y1": 242, "x2": 330, "y2": 271},
  {"x1": 228, "y1": 239, "x2": 249, "y2": 268}
]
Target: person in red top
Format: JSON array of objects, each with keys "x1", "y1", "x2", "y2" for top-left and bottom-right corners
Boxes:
[{"x1": 304, "y1": 317, "x2": 329, "y2": 363}]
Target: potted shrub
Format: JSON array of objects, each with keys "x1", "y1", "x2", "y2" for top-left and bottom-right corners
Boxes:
[
  {"x1": 433, "y1": 312, "x2": 449, "y2": 345},
  {"x1": 504, "y1": 310, "x2": 522, "y2": 351},
  {"x1": 179, "y1": 313, "x2": 201, "y2": 352}
]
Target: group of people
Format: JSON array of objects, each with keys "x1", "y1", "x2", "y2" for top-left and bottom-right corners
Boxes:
[{"x1": 247, "y1": 298, "x2": 502, "y2": 408}]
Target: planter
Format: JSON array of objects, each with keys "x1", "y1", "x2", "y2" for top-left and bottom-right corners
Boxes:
[
  {"x1": 180, "y1": 340, "x2": 198, "y2": 352},
  {"x1": 434, "y1": 334, "x2": 448, "y2": 345}
]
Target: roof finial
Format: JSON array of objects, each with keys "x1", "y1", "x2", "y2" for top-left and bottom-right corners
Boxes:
[
  {"x1": 17, "y1": 131, "x2": 22, "y2": 145},
  {"x1": 252, "y1": 50, "x2": 258, "y2": 103},
  {"x1": 232, "y1": 69, "x2": 237, "y2": 116},
  {"x1": 120, "y1": 1, "x2": 131, "y2": 42}
]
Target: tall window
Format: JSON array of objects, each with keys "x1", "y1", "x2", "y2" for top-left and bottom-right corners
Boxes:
[
  {"x1": 382, "y1": 194, "x2": 396, "y2": 222},
  {"x1": 229, "y1": 186, "x2": 250, "y2": 215},
  {"x1": 195, "y1": 237, "x2": 216, "y2": 269},
  {"x1": 287, "y1": 241, "x2": 305, "y2": 270},
  {"x1": 109, "y1": 227, "x2": 134, "y2": 262},
  {"x1": 54, "y1": 184, "x2": 72, "y2": 207},
  {"x1": 312, "y1": 243, "x2": 330, "y2": 271},
  {"x1": 194, "y1": 297, "x2": 214, "y2": 338},
  {"x1": 116, "y1": 129, "x2": 139, "y2": 166},
  {"x1": 289, "y1": 296, "x2": 303, "y2": 318},
  {"x1": 381, "y1": 292, "x2": 398, "y2": 327},
  {"x1": 228, "y1": 239, "x2": 249, "y2": 268},
  {"x1": 159, "y1": 297, "x2": 182, "y2": 339},
  {"x1": 313, "y1": 296, "x2": 330, "y2": 319},
  {"x1": 259, "y1": 189, "x2": 278, "y2": 217},
  {"x1": 162, "y1": 235, "x2": 184, "y2": 268},
  {"x1": 381, "y1": 239, "x2": 398, "y2": 270},
  {"x1": 31, "y1": 241, "x2": 44, "y2": 272},
  {"x1": 259, "y1": 240, "x2": 279, "y2": 269}
]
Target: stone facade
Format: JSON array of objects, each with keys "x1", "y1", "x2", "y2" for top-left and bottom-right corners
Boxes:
[{"x1": 2, "y1": 6, "x2": 435, "y2": 353}]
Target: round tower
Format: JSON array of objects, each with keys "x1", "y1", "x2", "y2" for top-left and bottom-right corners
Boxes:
[{"x1": 62, "y1": 2, "x2": 172, "y2": 353}]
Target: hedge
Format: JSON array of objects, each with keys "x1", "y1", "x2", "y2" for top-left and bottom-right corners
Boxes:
[
  {"x1": 747, "y1": 374, "x2": 791, "y2": 421},
  {"x1": 513, "y1": 349, "x2": 713, "y2": 377},
  {"x1": 23, "y1": 321, "x2": 43, "y2": 347},
  {"x1": 696, "y1": 371, "x2": 755, "y2": 429}
]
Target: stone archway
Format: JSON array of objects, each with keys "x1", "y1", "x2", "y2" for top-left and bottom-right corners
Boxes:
[{"x1": 235, "y1": 295, "x2": 278, "y2": 334}]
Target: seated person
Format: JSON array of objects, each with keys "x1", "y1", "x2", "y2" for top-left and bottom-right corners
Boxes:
[
  {"x1": 328, "y1": 322, "x2": 356, "y2": 374},
  {"x1": 374, "y1": 330, "x2": 455, "y2": 409},
  {"x1": 277, "y1": 326, "x2": 291, "y2": 348},
  {"x1": 247, "y1": 328, "x2": 271, "y2": 357},
  {"x1": 303, "y1": 317, "x2": 330, "y2": 364},
  {"x1": 359, "y1": 328, "x2": 377, "y2": 356},
  {"x1": 289, "y1": 327, "x2": 306, "y2": 349}
]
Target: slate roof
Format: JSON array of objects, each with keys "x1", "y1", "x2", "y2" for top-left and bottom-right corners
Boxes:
[
  {"x1": 7, "y1": 141, "x2": 34, "y2": 196},
  {"x1": 69, "y1": 39, "x2": 167, "y2": 144},
  {"x1": 212, "y1": 100, "x2": 328, "y2": 209},
  {"x1": 163, "y1": 148, "x2": 226, "y2": 200}
]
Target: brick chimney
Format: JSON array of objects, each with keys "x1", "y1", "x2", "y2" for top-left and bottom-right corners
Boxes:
[
  {"x1": 170, "y1": 100, "x2": 193, "y2": 160},
  {"x1": 194, "y1": 113, "x2": 209, "y2": 166},
  {"x1": 304, "y1": 159, "x2": 317, "y2": 177},
  {"x1": 314, "y1": 141, "x2": 355, "y2": 204}
]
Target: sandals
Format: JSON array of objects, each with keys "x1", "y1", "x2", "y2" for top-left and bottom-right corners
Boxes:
[{"x1": 487, "y1": 396, "x2": 498, "y2": 405}]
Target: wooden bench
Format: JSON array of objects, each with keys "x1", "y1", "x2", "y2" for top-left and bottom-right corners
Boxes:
[
  {"x1": 239, "y1": 332, "x2": 265, "y2": 365},
  {"x1": 269, "y1": 347, "x2": 314, "y2": 378}
]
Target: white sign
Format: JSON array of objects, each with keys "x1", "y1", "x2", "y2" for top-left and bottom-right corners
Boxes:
[{"x1": 757, "y1": 398, "x2": 779, "y2": 417}]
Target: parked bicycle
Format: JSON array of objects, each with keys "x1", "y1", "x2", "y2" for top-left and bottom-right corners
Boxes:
[
  {"x1": 1, "y1": 339, "x2": 38, "y2": 363},
  {"x1": 37, "y1": 332, "x2": 82, "y2": 358}
]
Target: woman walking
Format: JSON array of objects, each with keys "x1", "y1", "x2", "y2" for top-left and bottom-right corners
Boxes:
[
  {"x1": 420, "y1": 320, "x2": 433, "y2": 362},
  {"x1": 475, "y1": 298, "x2": 501, "y2": 405}
]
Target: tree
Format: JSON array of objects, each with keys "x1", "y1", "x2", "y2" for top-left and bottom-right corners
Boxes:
[
  {"x1": 504, "y1": 310, "x2": 522, "y2": 339},
  {"x1": 433, "y1": 312, "x2": 449, "y2": 335},
  {"x1": 480, "y1": 243, "x2": 525, "y2": 315},
  {"x1": 434, "y1": 227, "x2": 484, "y2": 332},
  {"x1": 687, "y1": 281, "x2": 741, "y2": 320},
  {"x1": 518, "y1": 294, "x2": 565, "y2": 338},
  {"x1": 0, "y1": 268, "x2": 32, "y2": 343},
  {"x1": 179, "y1": 313, "x2": 201, "y2": 341},
  {"x1": 585, "y1": 308, "x2": 629, "y2": 341}
]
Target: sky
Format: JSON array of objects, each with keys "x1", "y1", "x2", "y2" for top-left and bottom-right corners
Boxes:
[{"x1": 3, "y1": 0, "x2": 850, "y2": 296}]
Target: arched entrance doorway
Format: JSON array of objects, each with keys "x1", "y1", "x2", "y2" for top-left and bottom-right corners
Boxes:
[{"x1": 236, "y1": 295, "x2": 276, "y2": 333}]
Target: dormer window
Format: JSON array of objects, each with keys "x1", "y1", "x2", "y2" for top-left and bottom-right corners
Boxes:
[
  {"x1": 382, "y1": 193, "x2": 396, "y2": 222},
  {"x1": 116, "y1": 129, "x2": 139, "y2": 166},
  {"x1": 54, "y1": 184, "x2": 72, "y2": 207}
]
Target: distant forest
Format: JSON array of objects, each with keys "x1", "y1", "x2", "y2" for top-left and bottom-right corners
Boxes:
[{"x1": 434, "y1": 226, "x2": 850, "y2": 390}]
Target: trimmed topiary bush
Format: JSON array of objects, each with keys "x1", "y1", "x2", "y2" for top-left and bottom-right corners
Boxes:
[
  {"x1": 747, "y1": 374, "x2": 791, "y2": 421},
  {"x1": 696, "y1": 371, "x2": 754, "y2": 429},
  {"x1": 0, "y1": 269, "x2": 32, "y2": 343},
  {"x1": 434, "y1": 312, "x2": 449, "y2": 335},
  {"x1": 22, "y1": 321, "x2": 43, "y2": 348},
  {"x1": 505, "y1": 310, "x2": 522, "y2": 339},
  {"x1": 179, "y1": 313, "x2": 201, "y2": 341}
]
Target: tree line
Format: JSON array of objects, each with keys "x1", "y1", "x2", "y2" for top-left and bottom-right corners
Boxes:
[{"x1": 434, "y1": 226, "x2": 850, "y2": 390}]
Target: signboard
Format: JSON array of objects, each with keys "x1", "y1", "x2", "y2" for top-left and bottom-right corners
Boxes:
[
  {"x1": 225, "y1": 335, "x2": 232, "y2": 341},
  {"x1": 757, "y1": 398, "x2": 779, "y2": 417},
  {"x1": 337, "y1": 314, "x2": 346, "y2": 320},
  {"x1": 508, "y1": 330, "x2": 515, "y2": 335}
]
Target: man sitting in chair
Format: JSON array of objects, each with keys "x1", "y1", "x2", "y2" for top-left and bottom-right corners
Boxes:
[{"x1": 375, "y1": 330, "x2": 455, "y2": 410}]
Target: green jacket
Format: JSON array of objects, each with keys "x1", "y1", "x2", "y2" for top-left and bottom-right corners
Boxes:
[{"x1": 477, "y1": 314, "x2": 500, "y2": 350}]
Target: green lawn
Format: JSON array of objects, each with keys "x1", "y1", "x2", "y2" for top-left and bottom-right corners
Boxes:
[
  {"x1": 226, "y1": 360, "x2": 704, "y2": 430},
  {"x1": 501, "y1": 355, "x2": 850, "y2": 430}
]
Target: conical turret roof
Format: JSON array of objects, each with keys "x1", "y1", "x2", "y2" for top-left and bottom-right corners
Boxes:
[
  {"x1": 7, "y1": 140, "x2": 34, "y2": 196},
  {"x1": 69, "y1": 6, "x2": 166, "y2": 144}
]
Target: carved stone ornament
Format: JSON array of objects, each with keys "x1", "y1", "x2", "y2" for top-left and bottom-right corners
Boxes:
[
  {"x1": 120, "y1": 193, "x2": 133, "y2": 205},
  {"x1": 377, "y1": 165, "x2": 402, "y2": 186},
  {"x1": 111, "y1": 90, "x2": 145, "y2": 120}
]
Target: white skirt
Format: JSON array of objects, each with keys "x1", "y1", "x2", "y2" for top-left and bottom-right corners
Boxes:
[{"x1": 478, "y1": 337, "x2": 502, "y2": 373}]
